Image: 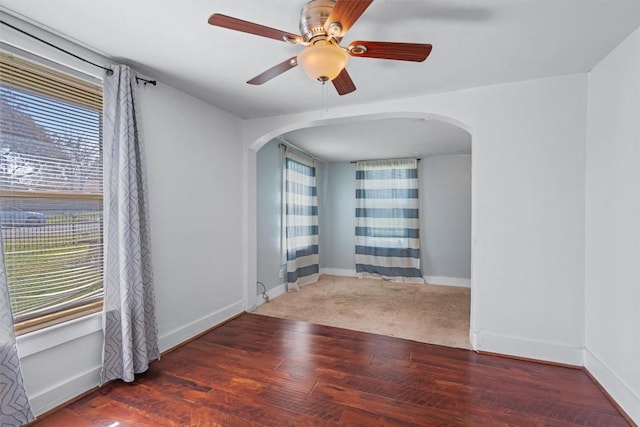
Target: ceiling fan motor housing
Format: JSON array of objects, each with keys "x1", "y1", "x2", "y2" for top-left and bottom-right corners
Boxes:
[{"x1": 300, "y1": 0, "x2": 342, "y2": 43}]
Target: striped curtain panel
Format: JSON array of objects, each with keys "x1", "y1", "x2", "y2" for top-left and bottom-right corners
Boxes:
[
  {"x1": 355, "y1": 158, "x2": 424, "y2": 283},
  {"x1": 284, "y1": 148, "x2": 319, "y2": 291}
]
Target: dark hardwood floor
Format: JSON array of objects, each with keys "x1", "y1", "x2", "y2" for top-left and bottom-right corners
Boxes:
[{"x1": 32, "y1": 313, "x2": 629, "y2": 426}]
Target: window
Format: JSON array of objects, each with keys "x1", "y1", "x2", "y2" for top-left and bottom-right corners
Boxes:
[{"x1": 0, "y1": 49, "x2": 103, "y2": 329}]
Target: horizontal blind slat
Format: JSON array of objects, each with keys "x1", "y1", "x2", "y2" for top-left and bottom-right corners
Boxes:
[{"x1": 0, "y1": 51, "x2": 102, "y2": 110}]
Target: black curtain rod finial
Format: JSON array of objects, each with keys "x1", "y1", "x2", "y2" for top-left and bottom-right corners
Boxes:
[{"x1": 135, "y1": 76, "x2": 156, "y2": 86}]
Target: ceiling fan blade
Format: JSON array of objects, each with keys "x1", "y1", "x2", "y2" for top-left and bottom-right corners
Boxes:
[
  {"x1": 325, "y1": 0, "x2": 373, "y2": 36},
  {"x1": 208, "y1": 14, "x2": 302, "y2": 44},
  {"x1": 247, "y1": 57, "x2": 298, "y2": 85},
  {"x1": 348, "y1": 41, "x2": 433, "y2": 62},
  {"x1": 332, "y1": 68, "x2": 356, "y2": 95}
]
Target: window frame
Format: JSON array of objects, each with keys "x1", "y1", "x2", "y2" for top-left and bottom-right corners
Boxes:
[{"x1": 0, "y1": 45, "x2": 105, "y2": 332}]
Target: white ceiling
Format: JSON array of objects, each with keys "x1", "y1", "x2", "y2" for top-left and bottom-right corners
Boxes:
[
  {"x1": 1, "y1": 0, "x2": 638, "y2": 161},
  {"x1": 281, "y1": 118, "x2": 471, "y2": 162}
]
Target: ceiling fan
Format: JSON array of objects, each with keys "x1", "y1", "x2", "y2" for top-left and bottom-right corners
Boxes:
[{"x1": 208, "y1": 0, "x2": 433, "y2": 95}]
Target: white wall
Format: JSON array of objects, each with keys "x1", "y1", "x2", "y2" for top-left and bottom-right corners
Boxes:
[
  {"x1": 7, "y1": 16, "x2": 245, "y2": 416},
  {"x1": 244, "y1": 73, "x2": 588, "y2": 366},
  {"x1": 321, "y1": 162, "x2": 356, "y2": 274},
  {"x1": 140, "y1": 82, "x2": 244, "y2": 352},
  {"x1": 421, "y1": 154, "x2": 472, "y2": 284},
  {"x1": 17, "y1": 314, "x2": 103, "y2": 415},
  {"x1": 585, "y1": 27, "x2": 640, "y2": 423},
  {"x1": 256, "y1": 139, "x2": 283, "y2": 293}
]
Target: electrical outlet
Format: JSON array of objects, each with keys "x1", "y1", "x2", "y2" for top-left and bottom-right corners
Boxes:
[{"x1": 278, "y1": 268, "x2": 283, "y2": 279}]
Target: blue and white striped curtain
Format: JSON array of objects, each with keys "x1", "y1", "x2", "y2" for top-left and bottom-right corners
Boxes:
[
  {"x1": 355, "y1": 158, "x2": 424, "y2": 283},
  {"x1": 284, "y1": 148, "x2": 319, "y2": 291}
]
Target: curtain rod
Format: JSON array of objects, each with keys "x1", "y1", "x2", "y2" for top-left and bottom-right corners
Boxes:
[
  {"x1": 135, "y1": 76, "x2": 156, "y2": 86},
  {"x1": 277, "y1": 138, "x2": 318, "y2": 160},
  {"x1": 350, "y1": 158, "x2": 421, "y2": 164},
  {"x1": 0, "y1": 19, "x2": 156, "y2": 86}
]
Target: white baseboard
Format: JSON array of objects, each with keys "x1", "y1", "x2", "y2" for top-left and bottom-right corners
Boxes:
[
  {"x1": 158, "y1": 300, "x2": 244, "y2": 352},
  {"x1": 473, "y1": 331, "x2": 584, "y2": 366},
  {"x1": 424, "y1": 275, "x2": 471, "y2": 288},
  {"x1": 585, "y1": 348, "x2": 640, "y2": 424},
  {"x1": 320, "y1": 268, "x2": 357, "y2": 277},
  {"x1": 30, "y1": 366, "x2": 101, "y2": 417},
  {"x1": 320, "y1": 270, "x2": 471, "y2": 289},
  {"x1": 256, "y1": 283, "x2": 287, "y2": 306}
]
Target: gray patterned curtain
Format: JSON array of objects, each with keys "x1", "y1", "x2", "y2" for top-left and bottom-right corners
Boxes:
[
  {"x1": 101, "y1": 65, "x2": 159, "y2": 383},
  {"x1": 0, "y1": 233, "x2": 34, "y2": 426}
]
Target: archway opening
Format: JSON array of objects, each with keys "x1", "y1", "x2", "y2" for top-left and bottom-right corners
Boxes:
[{"x1": 247, "y1": 112, "x2": 475, "y2": 349}]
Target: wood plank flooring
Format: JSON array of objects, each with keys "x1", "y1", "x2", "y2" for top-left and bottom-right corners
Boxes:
[{"x1": 31, "y1": 313, "x2": 629, "y2": 426}]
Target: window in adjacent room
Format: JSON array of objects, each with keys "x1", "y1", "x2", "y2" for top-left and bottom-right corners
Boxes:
[{"x1": 0, "y1": 48, "x2": 104, "y2": 331}]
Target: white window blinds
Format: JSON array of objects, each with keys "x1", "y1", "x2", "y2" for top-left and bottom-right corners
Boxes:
[{"x1": 0, "y1": 49, "x2": 104, "y2": 323}]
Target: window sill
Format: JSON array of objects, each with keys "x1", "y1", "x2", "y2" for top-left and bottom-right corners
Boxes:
[
  {"x1": 15, "y1": 301, "x2": 103, "y2": 336},
  {"x1": 16, "y1": 311, "x2": 102, "y2": 359}
]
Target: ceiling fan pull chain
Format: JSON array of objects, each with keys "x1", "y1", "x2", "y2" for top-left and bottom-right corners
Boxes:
[
  {"x1": 319, "y1": 80, "x2": 328, "y2": 116},
  {"x1": 323, "y1": 80, "x2": 328, "y2": 113}
]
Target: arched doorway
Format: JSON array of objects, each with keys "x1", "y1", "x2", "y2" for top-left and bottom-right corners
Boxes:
[{"x1": 245, "y1": 112, "x2": 475, "y2": 349}]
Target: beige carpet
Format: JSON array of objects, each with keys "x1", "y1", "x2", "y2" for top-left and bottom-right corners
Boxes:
[{"x1": 253, "y1": 274, "x2": 471, "y2": 349}]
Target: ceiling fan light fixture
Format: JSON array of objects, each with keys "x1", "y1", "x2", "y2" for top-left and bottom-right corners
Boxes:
[{"x1": 297, "y1": 42, "x2": 349, "y2": 82}]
